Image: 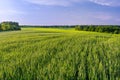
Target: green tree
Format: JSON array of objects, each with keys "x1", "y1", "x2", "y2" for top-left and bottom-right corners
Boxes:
[
  {"x1": 0, "y1": 24, "x2": 1, "y2": 31},
  {"x1": 0, "y1": 21, "x2": 21, "y2": 31}
]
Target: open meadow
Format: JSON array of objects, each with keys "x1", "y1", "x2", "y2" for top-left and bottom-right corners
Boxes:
[{"x1": 0, "y1": 28, "x2": 120, "y2": 80}]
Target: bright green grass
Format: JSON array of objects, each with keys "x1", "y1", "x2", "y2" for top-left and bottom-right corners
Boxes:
[{"x1": 0, "y1": 28, "x2": 120, "y2": 80}]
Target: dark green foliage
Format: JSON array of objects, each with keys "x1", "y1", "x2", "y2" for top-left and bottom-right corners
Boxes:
[
  {"x1": 21, "y1": 25, "x2": 75, "y2": 28},
  {"x1": 21, "y1": 25, "x2": 120, "y2": 34},
  {"x1": 75, "y1": 25, "x2": 120, "y2": 34},
  {"x1": 0, "y1": 24, "x2": 1, "y2": 31},
  {"x1": 0, "y1": 21, "x2": 21, "y2": 31}
]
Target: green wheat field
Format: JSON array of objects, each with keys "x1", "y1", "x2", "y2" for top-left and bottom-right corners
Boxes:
[{"x1": 0, "y1": 28, "x2": 120, "y2": 80}]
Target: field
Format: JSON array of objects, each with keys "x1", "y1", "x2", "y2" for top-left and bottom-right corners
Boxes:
[{"x1": 0, "y1": 28, "x2": 120, "y2": 80}]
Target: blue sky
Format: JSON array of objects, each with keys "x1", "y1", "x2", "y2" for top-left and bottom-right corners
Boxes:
[{"x1": 0, "y1": 0, "x2": 120, "y2": 25}]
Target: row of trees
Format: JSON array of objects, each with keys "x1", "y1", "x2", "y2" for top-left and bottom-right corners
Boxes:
[
  {"x1": 1, "y1": 22, "x2": 119, "y2": 34},
  {"x1": 0, "y1": 21, "x2": 21, "y2": 31},
  {"x1": 21, "y1": 25, "x2": 75, "y2": 28},
  {"x1": 75, "y1": 25, "x2": 120, "y2": 34}
]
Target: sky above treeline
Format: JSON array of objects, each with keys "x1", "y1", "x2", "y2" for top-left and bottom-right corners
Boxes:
[{"x1": 0, "y1": 0, "x2": 120, "y2": 25}]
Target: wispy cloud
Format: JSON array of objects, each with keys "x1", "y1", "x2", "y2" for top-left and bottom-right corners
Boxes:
[
  {"x1": 90, "y1": 12, "x2": 113, "y2": 20},
  {"x1": 0, "y1": 0, "x2": 120, "y2": 25},
  {"x1": 89, "y1": 0, "x2": 120, "y2": 7},
  {"x1": 24, "y1": 0, "x2": 83, "y2": 6},
  {"x1": 116, "y1": 19, "x2": 120, "y2": 22},
  {"x1": 95, "y1": 15, "x2": 112, "y2": 20},
  {"x1": 0, "y1": 10, "x2": 25, "y2": 15},
  {"x1": 24, "y1": 0, "x2": 120, "y2": 7},
  {"x1": 0, "y1": 0, "x2": 25, "y2": 15}
]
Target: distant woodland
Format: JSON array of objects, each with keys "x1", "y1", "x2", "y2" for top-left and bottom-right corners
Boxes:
[
  {"x1": 0, "y1": 21, "x2": 120, "y2": 34},
  {"x1": 21, "y1": 25, "x2": 120, "y2": 34}
]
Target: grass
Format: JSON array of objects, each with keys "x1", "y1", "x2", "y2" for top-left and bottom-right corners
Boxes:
[{"x1": 0, "y1": 28, "x2": 120, "y2": 80}]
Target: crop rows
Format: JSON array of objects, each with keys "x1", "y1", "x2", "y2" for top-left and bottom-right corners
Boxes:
[{"x1": 0, "y1": 28, "x2": 120, "y2": 80}]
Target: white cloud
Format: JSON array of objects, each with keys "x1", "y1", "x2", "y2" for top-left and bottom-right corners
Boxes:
[
  {"x1": 90, "y1": 12, "x2": 113, "y2": 20},
  {"x1": 0, "y1": 0, "x2": 25, "y2": 15},
  {"x1": 24, "y1": 0, "x2": 120, "y2": 7},
  {"x1": 24, "y1": 0, "x2": 83, "y2": 6},
  {"x1": 116, "y1": 19, "x2": 120, "y2": 22},
  {"x1": 95, "y1": 15, "x2": 112, "y2": 20},
  {"x1": 0, "y1": 10, "x2": 25, "y2": 15},
  {"x1": 89, "y1": 0, "x2": 120, "y2": 7}
]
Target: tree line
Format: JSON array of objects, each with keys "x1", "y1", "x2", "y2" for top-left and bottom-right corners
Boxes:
[
  {"x1": 21, "y1": 25, "x2": 120, "y2": 34},
  {"x1": 1, "y1": 22, "x2": 119, "y2": 34},
  {"x1": 0, "y1": 21, "x2": 21, "y2": 31},
  {"x1": 21, "y1": 25, "x2": 75, "y2": 28},
  {"x1": 75, "y1": 25, "x2": 120, "y2": 34}
]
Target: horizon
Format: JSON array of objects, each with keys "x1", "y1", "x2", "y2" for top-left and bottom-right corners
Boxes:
[{"x1": 0, "y1": 0, "x2": 120, "y2": 25}]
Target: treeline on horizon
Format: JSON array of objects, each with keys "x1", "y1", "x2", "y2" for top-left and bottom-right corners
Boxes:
[
  {"x1": 75, "y1": 25, "x2": 120, "y2": 34},
  {"x1": 21, "y1": 25, "x2": 120, "y2": 34},
  {"x1": 21, "y1": 25, "x2": 75, "y2": 28},
  {"x1": 0, "y1": 21, "x2": 21, "y2": 31},
  {"x1": 0, "y1": 21, "x2": 120, "y2": 34}
]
